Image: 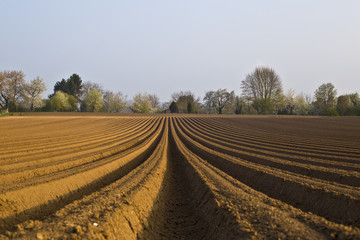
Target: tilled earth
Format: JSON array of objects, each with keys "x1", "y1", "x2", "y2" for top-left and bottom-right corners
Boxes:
[{"x1": 0, "y1": 114, "x2": 360, "y2": 239}]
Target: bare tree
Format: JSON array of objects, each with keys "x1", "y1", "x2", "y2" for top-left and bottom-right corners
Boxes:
[
  {"x1": 103, "y1": 90, "x2": 127, "y2": 113},
  {"x1": 80, "y1": 81, "x2": 104, "y2": 101},
  {"x1": 203, "y1": 91, "x2": 217, "y2": 114},
  {"x1": 171, "y1": 90, "x2": 193, "y2": 102},
  {"x1": 0, "y1": 72, "x2": 5, "y2": 111},
  {"x1": 0, "y1": 70, "x2": 26, "y2": 112},
  {"x1": 304, "y1": 93, "x2": 313, "y2": 105},
  {"x1": 148, "y1": 93, "x2": 160, "y2": 108},
  {"x1": 241, "y1": 67, "x2": 283, "y2": 114},
  {"x1": 23, "y1": 77, "x2": 47, "y2": 111},
  {"x1": 203, "y1": 89, "x2": 235, "y2": 114},
  {"x1": 79, "y1": 82, "x2": 104, "y2": 111}
]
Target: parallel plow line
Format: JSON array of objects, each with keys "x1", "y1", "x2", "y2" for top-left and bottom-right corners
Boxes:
[
  {"x1": 0, "y1": 117, "x2": 149, "y2": 157},
  {"x1": 186, "y1": 117, "x2": 360, "y2": 165},
  {"x1": 173, "y1": 117, "x2": 360, "y2": 227},
  {"x1": 0, "y1": 115, "x2": 359, "y2": 239},
  {"x1": 0, "y1": 118, "x2": 163, "y2": 193},
  {"x1": 0, "y1": 117, "x2": 157, "y2": 171},
  {"x1": 199, "y1": 117, "x2": 360, "y2": 155},
  {"x1": 0, "y1": 117, "x2": 164, "y2": 231},
  {"x1": 177, "y1": 117, "x2": 360, "y2": 186}
]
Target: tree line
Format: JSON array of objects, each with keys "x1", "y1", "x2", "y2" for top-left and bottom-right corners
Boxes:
[{"x1": 1, "y1": 67, "x2": 359, "y2": 116}]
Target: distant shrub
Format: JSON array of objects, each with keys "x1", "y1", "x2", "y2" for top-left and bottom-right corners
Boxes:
[{"x1": 322, "y1": 107, "x2": 339, "y2": 116}]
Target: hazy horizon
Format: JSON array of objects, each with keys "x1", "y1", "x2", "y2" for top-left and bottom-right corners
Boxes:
[{"x1": 1, "y1": 0, "x2": 359, "y2": 102}]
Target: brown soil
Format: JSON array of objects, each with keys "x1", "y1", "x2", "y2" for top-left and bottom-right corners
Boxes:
[{"x1": 0, "y1": 114, "x2": 360, "y2": 239}]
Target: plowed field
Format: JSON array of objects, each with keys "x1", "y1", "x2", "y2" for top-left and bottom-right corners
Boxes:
[{"x1": 1, "y1": 115, "x2": 360, "y2": 239}]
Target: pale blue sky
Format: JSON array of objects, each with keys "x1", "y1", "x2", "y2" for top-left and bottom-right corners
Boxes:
[{"x1": 1, "y1": 0, "x2": 359, "y2": 101}]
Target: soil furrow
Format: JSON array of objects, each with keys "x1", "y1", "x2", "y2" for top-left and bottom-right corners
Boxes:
[
  {"x1": 173, "y1": 117, "x2": 360, "y2": 227},
  {"x1": 197, "y1": 117, "x2": 360, "y2": 155},
  {"x1": 0, "y1": 118, "x2": 152, "y2": 161},
  {"x1": 0, "y1": 119, "x2": 162, "y2": 192},
  {"x1": 177, "y1": 118, "x2": 360, "y2": 186},
  {"x1": 169, "y1": 117, "x2": 360, "y2": 239},
  {"x1": 0, "y1": 118, "x2": 165, "y2": 231},
  {"x1": 1, "y1": 115, "x2": 360, "y2": 239},
  {"x1": 2, "y1": 118, "x2": 170, "y2": 239},
  {"x1": 185, "y1": 117, "x2": 360, "y2": 167},
  {"x1": 0, "y1": 117, "x2": 158, "y2": 175}
]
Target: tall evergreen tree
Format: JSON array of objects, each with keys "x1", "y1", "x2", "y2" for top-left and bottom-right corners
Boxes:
[
  {"x1": 169, "y1": 101, "x2": 179, "y2": 113},
  {"x1": 50, "y1": 74, "x2": 82, "y2": 100}
]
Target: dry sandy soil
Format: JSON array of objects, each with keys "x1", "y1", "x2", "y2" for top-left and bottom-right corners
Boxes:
[{"x1": 0, "y1": 114, "x2": 360, "y2": 239}]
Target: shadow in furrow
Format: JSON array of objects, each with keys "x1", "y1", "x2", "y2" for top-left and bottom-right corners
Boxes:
[
  {"x1": 139, "y1": 127, "x2": 209, "y2": 239},
  {"x1": 173, "y1": 119, "x2": 360, "y2": 227},
  {"x1": 177, "y1": 118, "x2": 360, "y2": 187},
  {"x1": 139, "y1": 119, "x2": 248, "y2": 240}
]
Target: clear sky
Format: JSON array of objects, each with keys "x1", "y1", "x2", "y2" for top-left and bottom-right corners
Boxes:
[{"x1": 1, "y1": 0, "x2": 359, "y2": 102}]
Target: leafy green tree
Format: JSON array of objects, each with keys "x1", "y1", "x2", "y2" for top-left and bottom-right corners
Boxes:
[
  {"x1": 313, "y1": 83, "x2": 337, "y2": 115},
  {"x1": 83, "y1": 88, "x2": 103, "y2": 112},
  {"x1": 187, "y1": 102, "x2": 194, "y2": 113},
  {"x1": 79, "y1": 81, "x2": 103, "y2": 111},
  {"x1": 80, "y1": 82, "x2": 103, "y2": 99},
  {"x1": 52, "y1": 79, "x2": 68, "y2": 96},
  {"x1": 171, "y1": 91, "x2": 200, "y2": 113},
  {"x1": 349, "y1": 93, "x2": 360, "y2": 116},
  {"x1": 67, "y1": 94, "x2": 78, "y2": 111},
  {"x1": 67, "y1": 74, "x2": 83, "y2": 100},
  {"x1": 336, "y1": 93, "x2": 360, "y2": 116},
  {"x1": 42, "y1": 99, "x2": 53, "y2": 112},
  {"x1": 241, "y1": 67, "x2": 283, "y2": 114},
  {"x1": 169, "y1": 101, "x2": 179, "y2": 113},
  {"x1": 323, "y1": 107, "x2": 339, "y2": 116},
  {"x1": 50, "y1": 91, "x2": 75, "y2": 111},
  {"x1": 51, "y1": 91, "x2": 67, "y2": 111},
  {"x1": 253, "y1": 98, "x2": 274, "y2": 114},
  {"x1": 336, "y1": 95, "x2": 351, "y2": 116},
  {"x1": 233, "y1": 96, "x2": 246, "y2": 114},
  {"x1": 349, "y1": 93, "x2": 360, "y2": 106},
  {"x1": 131, "y1": 93, "x2": 151, "y2": 113}
]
